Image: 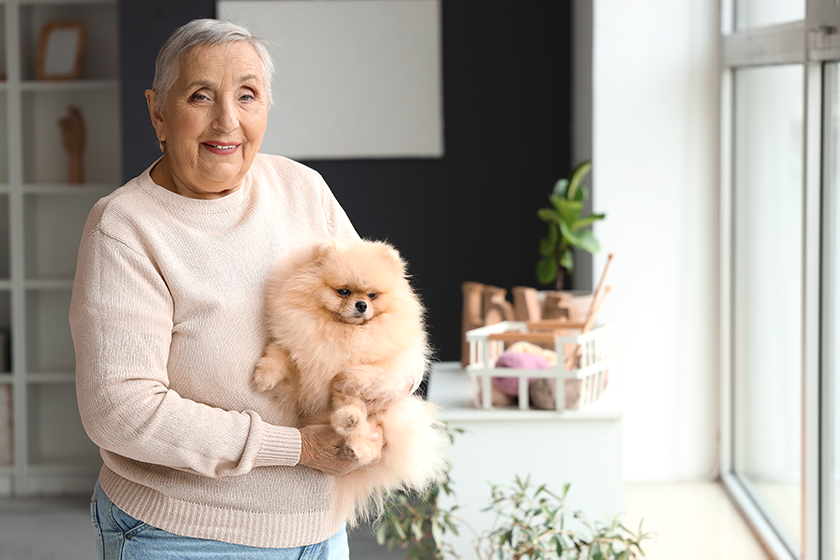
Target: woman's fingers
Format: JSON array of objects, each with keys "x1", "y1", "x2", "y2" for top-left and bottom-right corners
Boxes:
[{"x1": 298, "y1": 424, "x2": 380, "y2": 476}]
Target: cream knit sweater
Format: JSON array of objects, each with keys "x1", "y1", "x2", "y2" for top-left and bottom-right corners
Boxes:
[{"x1": 70, "y1": 154, "x2": 366, "y2": 548}]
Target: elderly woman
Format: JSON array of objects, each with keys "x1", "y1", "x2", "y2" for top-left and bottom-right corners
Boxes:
[{"x1": 70, "y1": 18, "x2": 417, "y2": 560}]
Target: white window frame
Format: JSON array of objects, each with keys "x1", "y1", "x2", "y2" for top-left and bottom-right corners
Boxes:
[{"x1": 720, "y1": 1, "x2": 840, "y2": 558}]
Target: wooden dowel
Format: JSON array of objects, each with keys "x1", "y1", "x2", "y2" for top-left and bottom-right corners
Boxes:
[
  {"x1": 585, "y1": 253, "x2": 614, "y2": 328},
  {"x1": 583, "y1": 285, "x2": 611, "y2": 333},
  {"x1": 488, "y1": 332, "x2": 558, "y2": 344},
  {"x1": 565, "y1": 285, "x2": 612, "y2": 370},
  {"x1": 527, "y1": 320, "x2": 586, "y2": 331}
]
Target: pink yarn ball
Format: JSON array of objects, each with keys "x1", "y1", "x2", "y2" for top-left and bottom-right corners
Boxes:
[
  {"x1": 492, "y1": 376, "x2": 521, "y2": 396},
  {"x1": 493, "y1": 352, "x2": 550, "y2": 396}
]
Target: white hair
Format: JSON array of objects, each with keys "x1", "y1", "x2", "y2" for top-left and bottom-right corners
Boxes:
[{"x1": 151, "y1": 18, "x2": 275, "y2": 110}]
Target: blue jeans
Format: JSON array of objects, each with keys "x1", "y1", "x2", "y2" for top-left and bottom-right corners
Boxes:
[{"x1": 90, "y1": 481, "x2": 349, "y2": 559}]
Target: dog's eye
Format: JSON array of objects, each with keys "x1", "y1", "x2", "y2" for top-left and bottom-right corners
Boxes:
[
  {"x1": 368, "y1": 293, "x2": 378, "y2": 300},
  {"x1": 337, "y1": 289, "x2": 351, "y2": 297}
]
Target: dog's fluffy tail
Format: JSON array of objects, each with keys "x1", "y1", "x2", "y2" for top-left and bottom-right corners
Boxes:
[{"x1": 334, "y1": 396, "x2": 451, "y2": 524}]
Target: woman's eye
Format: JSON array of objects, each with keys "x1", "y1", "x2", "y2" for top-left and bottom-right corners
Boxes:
[
  {"x1": 368, "y1": 293, "x2": 378, "y2": 300},
  {"x1": 240, "y1": 93, "x2": 255, "y2": 102},
  {"x1": 191, "y1": 93, "x2": 209, "y2": 102},
  {"x1": 337, "y1": 289, "x2": 351, "y2": 297}
]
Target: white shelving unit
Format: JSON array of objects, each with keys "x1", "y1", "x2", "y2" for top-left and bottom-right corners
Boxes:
[{"x1": 0, "y1": 0, "x2": 121, "y2": 496}]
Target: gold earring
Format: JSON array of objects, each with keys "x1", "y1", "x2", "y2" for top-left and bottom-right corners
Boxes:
[{"x1": 159, "y1": 140, "x2": 167, "y2": 153}]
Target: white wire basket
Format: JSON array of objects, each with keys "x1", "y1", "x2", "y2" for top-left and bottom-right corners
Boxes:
[{"x1": 465, "y1": 321, "x2": 616, "y2": 412}]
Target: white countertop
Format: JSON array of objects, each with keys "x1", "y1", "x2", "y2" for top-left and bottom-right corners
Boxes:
[{"x1": 427, "y1": 361, "x2": 622, "y2": 422}]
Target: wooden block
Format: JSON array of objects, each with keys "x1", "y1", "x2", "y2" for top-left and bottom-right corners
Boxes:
[
  {"x1": 482, "y1": 285, "x2": 514, "y2": 325},
  {"x1": 461, "y1": 282, "x2": 486, "y2": 367},
  {"x1": 512, "y1": 286, "x2": 541, "y2": 321},
  {"x1": 542, "y1": 291, "x2": 573, "y2": 320}
]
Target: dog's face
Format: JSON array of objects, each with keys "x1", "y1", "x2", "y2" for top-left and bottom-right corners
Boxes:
[
  {"x1": 311, "y1": 241, "x2": 407, "y2": 326},
  {"x1": 328, "y1": 285, "x2": 380, "y2": 325}
]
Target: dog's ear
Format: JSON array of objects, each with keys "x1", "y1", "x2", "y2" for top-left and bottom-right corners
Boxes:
[
  {"x1": 316, "y1": 240, "x2": 337, "y2": 256},
  {"x1": 376, "y1": 242, "x2": 407, "y2": 273},
  {"x1": 311, "y1": 239, "x2": 339, "y2": 266}
]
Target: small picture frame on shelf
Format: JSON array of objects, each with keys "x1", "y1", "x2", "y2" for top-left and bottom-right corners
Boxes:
[{"x1": 36, "y1": 20, "x2": 86, "y2": 81}]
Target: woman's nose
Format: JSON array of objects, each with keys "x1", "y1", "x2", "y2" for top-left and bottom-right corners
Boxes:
[{"x1": 212, "y1": 98, "x2": 238, "y2": 132}]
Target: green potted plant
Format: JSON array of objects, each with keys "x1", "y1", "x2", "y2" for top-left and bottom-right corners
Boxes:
[
  {"x1": 536, "y1": 161, "x2": 605, "y2": 292},
  {"x1": 375, "y1": 443, "x2": 650, "y2": 559},
  {"x1": 477, "y1": 476, "x2": 649, "y2": 560}
]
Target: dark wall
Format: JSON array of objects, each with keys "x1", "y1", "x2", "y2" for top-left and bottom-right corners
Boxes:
[
  {"x1": 119, "y1": 1, "x2": 574, "y2": 362},
  {"x1": 119, "y1": 0, "x2": 217, "y2": 163}
]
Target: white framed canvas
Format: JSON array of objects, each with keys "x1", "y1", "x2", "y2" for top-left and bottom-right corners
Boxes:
[{"x1": 217, "y1": 0, "x2": 443, "y2": 159}]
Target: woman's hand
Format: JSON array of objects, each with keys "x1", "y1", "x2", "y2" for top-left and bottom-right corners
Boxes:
[{"x1": 298, "y1": 424, "x2": 381, "y2": 476}]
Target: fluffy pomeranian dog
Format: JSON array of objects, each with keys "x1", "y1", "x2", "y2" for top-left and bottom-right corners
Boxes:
[{"x1": 252, "y1": 238, "x2": 450, "y2": 522}]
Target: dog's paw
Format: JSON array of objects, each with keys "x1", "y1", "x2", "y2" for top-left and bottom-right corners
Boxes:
[
  {"x1": 341, "y1": 433, "x2": 382, "y2": 466},
  {"x1": 253, "y1": 357, "x2": 281, "y2": 392},
  {"x1": 331, "y1": 403, "x2": 368, "y2": 435},
  {"x1": 333, "y1": 365, "x2": 386, "y2": 397},
  {"x1": 332, "y1": 377, "x2": 362, "y2": 399}
]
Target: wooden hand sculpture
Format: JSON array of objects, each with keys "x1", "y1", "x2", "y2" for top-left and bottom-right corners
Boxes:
[{"x1": 59, "y1": 105, "x2": 85, "y2": 184}]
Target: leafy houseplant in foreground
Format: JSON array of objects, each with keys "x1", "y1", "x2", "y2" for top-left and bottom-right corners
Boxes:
[
  {"x1": 376, "y1": 471, "x2": 651, "y2": 560},
  {"x1": 536, "y1": 161, "x2": 606, "y2": 291},
  {"x1": 376, "y1": 462, "x2": 462, "y2": 560},
  {"x1": 478, "y1": 476, "x2": 649, "y2": 560}
]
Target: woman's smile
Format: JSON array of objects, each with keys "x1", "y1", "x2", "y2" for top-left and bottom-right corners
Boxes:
[{"x1": 202, "y1": 141, "x2": 241, "y2": 155}]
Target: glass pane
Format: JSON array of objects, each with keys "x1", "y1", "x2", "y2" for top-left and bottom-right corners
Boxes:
[
  {"x1": 735, "y1": 0, "x2": 804, "y2": 30},
  {"x1": 826, "y1": 62, "x2": 840, "y2": 560},
  {"x1": 733, "y1": 64, "x2": 804, "y2": 555}
]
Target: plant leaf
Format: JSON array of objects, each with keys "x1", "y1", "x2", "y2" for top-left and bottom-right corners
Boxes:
[
  {"x1": 539, "y1": 225, "x2": 559, "y2": 256},
  {"x1": 566, "y1": 160, "x2": 592, "y2": 201},
  {"x1": 558, "y1": 220, "x2": 582, "y2": 246},
  {"x1": 552, "y1": 178, "x2": 569, "y2": 198},
  {"x1": 411, "y1": 519, "x2": 424, "y2": 541},
  {"x1": 554, "y1": 535, "x2": 565, "y2": 555},
  {"x1": 536, "y1": 255, "x2": 558, "y2": 285},
  {"x1": 431, "y1": 519, "x2": 444, "y2": 546},
  {"x1": 538, "y1": 207, "x2": 561, "y2": 224},
  {"x1": 375, "y1": 523, "x2": 388, "y2": 545},
  {"x1": 393, "y1": 520, "x2": 406, "y2": 540},
  {"x1": 573, "y1": 184, "x2": 588, "y2": 203},
  {"x1": 560, "y1": 248, "x2": 574, "y2": 273},
  {"x1": 575, "y1": 229, "x2": 601, "y2": 253},
  {"x1": 572, "y1": 212, "x2": 606, "y2": 231},
  {"x1": 550, "y1": 196, "x2": 583, "y2": 226}
]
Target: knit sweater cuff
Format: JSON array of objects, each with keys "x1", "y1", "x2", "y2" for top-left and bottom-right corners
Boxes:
[{"x1": 254, "y1": 425, "x2": 302, "y2": 468}]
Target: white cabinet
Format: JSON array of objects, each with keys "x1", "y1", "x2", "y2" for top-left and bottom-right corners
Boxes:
[{"x1": 0, "y1": 0, "x2": 120, "y2": 496}]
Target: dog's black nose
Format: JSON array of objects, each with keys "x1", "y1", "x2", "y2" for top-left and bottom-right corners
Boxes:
[{"x1": 355, "y1": 301, "x2": 368, "y2": 313}]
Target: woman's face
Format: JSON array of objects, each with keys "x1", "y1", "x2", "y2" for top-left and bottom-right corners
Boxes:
[{"x1": 146, "y1": 42, "x2": 269, "y2": 199}]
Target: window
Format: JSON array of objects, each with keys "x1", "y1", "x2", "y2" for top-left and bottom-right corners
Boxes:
[
  {"x1": 735, "y1": 0, "x2": 803, "y2": 30},
  {"x1": 732, "y1": 64, "x2": 804, "y2": 554},
  {"x1": 721, "y1": 1, "x2": 840, "y2": 558}
]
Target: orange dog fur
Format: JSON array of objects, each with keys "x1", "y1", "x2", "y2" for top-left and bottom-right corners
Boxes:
[{"x1": 252, "y1": 239, "x2": 450, "y2": 522}]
